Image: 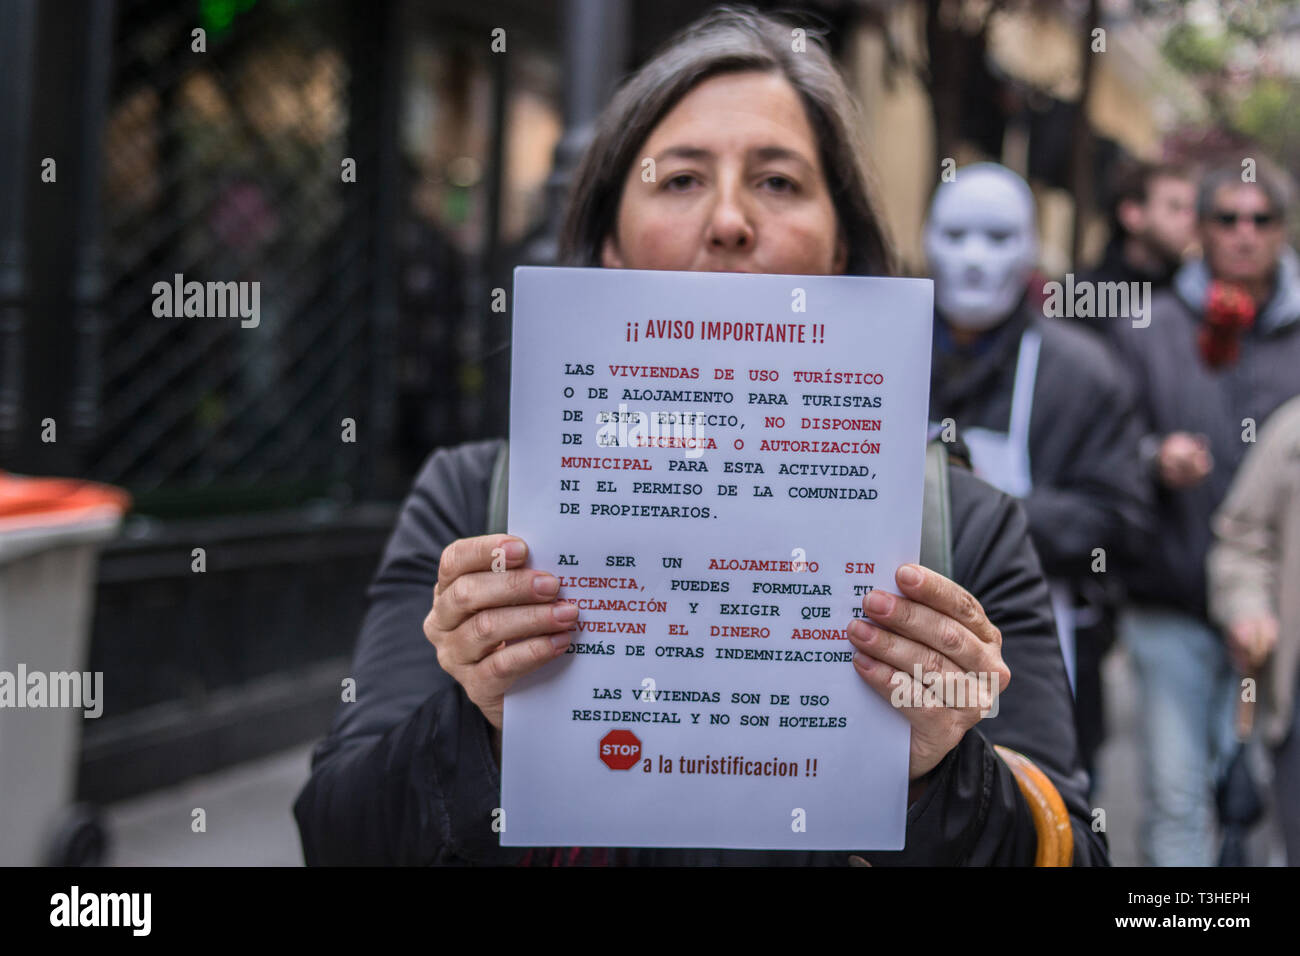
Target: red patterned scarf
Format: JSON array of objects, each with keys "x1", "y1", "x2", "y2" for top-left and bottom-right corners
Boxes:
[{"x1": 1199, "y1": 281, "x2": 1256, "y2": 368}]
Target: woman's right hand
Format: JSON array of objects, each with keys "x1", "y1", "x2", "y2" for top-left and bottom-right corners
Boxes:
[{"x1": 423, "y1": 534, "x2": 577, "y2": 734}]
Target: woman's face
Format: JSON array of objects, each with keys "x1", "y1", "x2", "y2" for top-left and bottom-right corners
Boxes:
[{"x1": 601, "y1": 71, "x2": 847, "y2": 276}]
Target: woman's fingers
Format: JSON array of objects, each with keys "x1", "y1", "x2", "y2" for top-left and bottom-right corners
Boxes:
[
  {"x1": 426, "y1": 531, "x2": 579, "y2": 664},
  {"x1": 851, "y1": 644, "x2": 899, "y2": 694},
  {"x1": 435, "y1": 534, "x2": 528, "y2": 600},
  {"x1": 477, "y1": 632, "x2": 573, "y2": 692},
  {"x1": 848, "y1": 564, "x2": 1011, "y2": 778},
  {"x1": 433, "y1": 566, "x2": 561, "y2": 631},
  {"x1": 849, "y1": 621, "x2": 999, "y2": 712},
  {"x1": 860, "y1": 587, "x2": 990, "y2": 677},
  {"x1": 456, "y1": 600, "x2": 579, "y2": 663},
  {"x1": 422, "y1": 533, "x2": 577, "y2": 731},
  {"x1": 893, "y1": 564, "x2": 1001, "y2": 646},
  {"x1": 847, "y1": 618, "x2": 957, "y2": 684}
]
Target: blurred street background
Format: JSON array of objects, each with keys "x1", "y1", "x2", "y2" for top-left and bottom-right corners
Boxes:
[{"x1": 2, "y1": 0, "x2": 1298, "y2": 865}]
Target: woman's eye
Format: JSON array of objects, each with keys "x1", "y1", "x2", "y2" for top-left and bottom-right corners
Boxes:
[
  {"x1": 987, "y1": 230, "x2": 1012, "y2": 244},
  {"x1": 664, "y1": 173, "x2": 697, "y2": 191},
  {"x1": 760, "y1": 175, "x2": 797, "y2": 193},
  {"x1": 943, "y1": 228, "x2": 965, "y2": 242}
]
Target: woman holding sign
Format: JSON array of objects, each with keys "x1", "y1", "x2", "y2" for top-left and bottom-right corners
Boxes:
[{"x1": 294, "y1": 5, "x2": 1107, "y2": 867}]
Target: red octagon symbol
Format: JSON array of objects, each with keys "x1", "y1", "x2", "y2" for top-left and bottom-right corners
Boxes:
[{"x1": 599, "y1": 729, "x2": 641, "y2": 770}]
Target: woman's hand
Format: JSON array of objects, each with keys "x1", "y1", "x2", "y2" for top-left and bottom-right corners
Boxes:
[
  {"x1": 423, "y1": 534, "x2": 577, "y2": 733},
  {"x1": 848, "y1": 564, "x2": 1010, "y2": 782}
]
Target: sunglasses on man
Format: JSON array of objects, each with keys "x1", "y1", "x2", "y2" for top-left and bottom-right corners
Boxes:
[{"x1": 1210, "y1": 210, "x2": 1280, "y2": 229}]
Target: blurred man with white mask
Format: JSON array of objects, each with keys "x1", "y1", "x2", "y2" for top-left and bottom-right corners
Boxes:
[{"x1": 924, "y1": 163, "x2": 1151, "y2": 794}]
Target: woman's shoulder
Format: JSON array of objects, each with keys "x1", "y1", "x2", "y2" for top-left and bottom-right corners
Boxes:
[
  {"x1": 413, "y1": 437, "x2": 503, "y2": 483},
  {"x1": 408, "y1": 438, "x2": 502, "y2": 508},
  {"x1": 947, "y1": 461, "x2": 1025, "y2": 546},
  {"x1": 945, "y1": 463, "x2": 1052, "y2": 618},
  {"x1": 385, "y1": 438, "x2": 504, "y2": 556}
]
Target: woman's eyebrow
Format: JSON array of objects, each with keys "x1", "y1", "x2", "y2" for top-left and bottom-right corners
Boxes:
[
  {"x1": 656, "y1": 145, "x2": 713, "y2": 163},
  {"x1": 751, "y1": 146, "x2": 811, "y2": 166},
  {"x1": 653, "y1": 144, "x2": 814, "y2": 172}
]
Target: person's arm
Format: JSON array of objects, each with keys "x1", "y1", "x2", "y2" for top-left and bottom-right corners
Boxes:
[
  {"x1": 865, "y1": 468, "x2": 1109, "y2": 865},
  {"x1": 1021, "y1": 348, "x2": 1153, "y2": 578},
  {"x1": 1105, "y1": 319, "x2": 1166, "y2": 480},
  {"x1": 293, "y1": 440, "x2": 525, "y2": 865},
  {"x1": 1207, "y1": 403, "x2": 1296, "y2": 642}
]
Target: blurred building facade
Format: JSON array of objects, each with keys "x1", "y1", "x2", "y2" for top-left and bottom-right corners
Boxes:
[{"x1": 0, "y1": 0, "x2": 1239, "y2": 799}]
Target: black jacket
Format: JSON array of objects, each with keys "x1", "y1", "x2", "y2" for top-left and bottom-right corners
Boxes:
[
  {"x1": 1105, "y1": 251, "x2": 1300, "y2": 615},
  {"x1": 930, "y1": 307, "x2": 1152, "y2": 585},
  {"x1": 293, "y1": 439, "x2": 1109, "y2": 866},
  {"x1": 1075, "y1": 236, "x2": 1179, "y2": 297}
]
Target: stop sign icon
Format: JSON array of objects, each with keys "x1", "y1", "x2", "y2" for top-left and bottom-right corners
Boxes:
[{"x1": 599, "y1": 729, "x2": 641, "y2": 770}]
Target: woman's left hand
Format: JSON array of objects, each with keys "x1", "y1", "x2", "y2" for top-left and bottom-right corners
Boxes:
[{"x1": 848, "y1": 563, "x2": 1010, "y2": 782}]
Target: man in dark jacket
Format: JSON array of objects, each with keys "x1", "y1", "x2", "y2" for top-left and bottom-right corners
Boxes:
[
  {"x1": 924, "y1": 164, "x2": 1151, "y2": 793},
  {"x1": 292, "y1": 436, "x2": 1109, "y2": 865},
  {"x1": 1107, "y1": 163, "x2": 1300, "y2": 866},
  {"x1": 1044, "y1": 159, "x2": 1193, "y2": 798}
]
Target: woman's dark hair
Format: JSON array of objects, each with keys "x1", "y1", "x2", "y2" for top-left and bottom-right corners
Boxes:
[{"x1": 559, "y1": 5, "x2": 897, "y2": 276}]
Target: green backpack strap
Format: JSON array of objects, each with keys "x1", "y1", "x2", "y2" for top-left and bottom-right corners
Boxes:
[
  {"x1": 485, "y1": 436, "x2": 953, "y2": 576},
  {"x1": 919, "y1": 439, "x2": 953, "y2": 579},
  {"x1": 487, "y1": 439, "x2": 510, "y2": 534}
]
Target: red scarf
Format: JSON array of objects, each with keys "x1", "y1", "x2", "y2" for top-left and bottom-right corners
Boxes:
[{"x1": 1199, "y1": 281, "x2": 1256, "y2": 368}]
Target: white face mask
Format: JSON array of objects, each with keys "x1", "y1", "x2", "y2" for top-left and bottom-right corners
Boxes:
[{"x1": 924, "y1": 164, "x2": 1038, "y2": 331}]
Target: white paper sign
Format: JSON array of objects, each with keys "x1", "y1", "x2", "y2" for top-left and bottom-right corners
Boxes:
[{"x1": 501, "y1": 267, "x2": 933, "y2": 850}]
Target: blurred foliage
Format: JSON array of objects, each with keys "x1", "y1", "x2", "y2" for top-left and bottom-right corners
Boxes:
[
  {"x1": 1146, "y1": 0, "x2": 1300, "y2": 178},
  {"x1": 200, "y1": 0, "x2": 259, "y2": 37},
  {"x1": 1160, "y1": 21, "x2": 1230, "y2": 75},
  {"x1": 1139, "y1": 0, "x2": 1295, "y2": 40},
  {"x1": 1233, "y1": 76, "x2": 1300, "y2": 160}
]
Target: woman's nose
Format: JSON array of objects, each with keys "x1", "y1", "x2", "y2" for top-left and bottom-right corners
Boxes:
[{"x1": 705, "y1": 182, "x2": 755, "y2": 251}]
